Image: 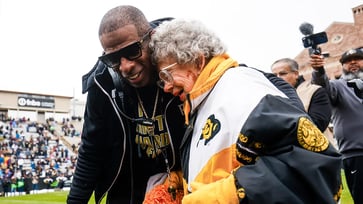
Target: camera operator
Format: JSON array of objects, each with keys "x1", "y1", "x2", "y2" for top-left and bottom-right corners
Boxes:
[{"x1": 310, "y1": 47, "x2": 363, "y2": 204}]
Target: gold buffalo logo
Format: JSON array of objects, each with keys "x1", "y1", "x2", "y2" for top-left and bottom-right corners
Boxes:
[
  {"x1": 297, "y1": 117, "x2": 329, "y2": 152},
  {"x1": 198, "y1": 114, "x2": 221, "y2": 146}
]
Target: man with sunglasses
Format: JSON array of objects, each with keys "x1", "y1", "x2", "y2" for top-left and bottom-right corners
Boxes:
[{"x1": 67, "y1": 5, "x2": 185, "y2": 204}]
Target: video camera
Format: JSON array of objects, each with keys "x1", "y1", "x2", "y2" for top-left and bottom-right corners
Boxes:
[{"x1": 299, "y1": 22, "x2": 328, "y2": 55}]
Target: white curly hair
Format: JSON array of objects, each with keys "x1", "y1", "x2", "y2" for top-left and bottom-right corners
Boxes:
[{"x1": 150, "y1": 19, "x2": 227, "y2": 66}]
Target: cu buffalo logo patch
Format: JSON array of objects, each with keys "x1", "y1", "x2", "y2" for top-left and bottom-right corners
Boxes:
[
  {"x1": 297, "y1": 117, "x2": 329, "y2": 152},
  {"x1": 198, "y1": 114, "x2": 221, "y2": 146}
]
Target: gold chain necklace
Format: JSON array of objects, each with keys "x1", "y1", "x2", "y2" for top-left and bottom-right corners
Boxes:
[
  {"x1": 136, "y1": 88, "x2": 159, "y2": 135},
  {"x1": 137, "y1": 88, "x2": 178, "y2": 200}
]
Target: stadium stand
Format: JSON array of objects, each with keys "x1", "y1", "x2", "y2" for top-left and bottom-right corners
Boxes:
[{"x1": 0, "y1": 117, "x2": 81, "y2": 196}]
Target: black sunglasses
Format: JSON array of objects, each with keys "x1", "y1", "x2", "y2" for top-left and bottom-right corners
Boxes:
[{"x1": 99, "y1": 29, "x2": 152, "y2": 69}]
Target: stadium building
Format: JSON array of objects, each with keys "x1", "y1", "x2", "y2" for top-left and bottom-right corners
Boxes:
[
  {"x1": 295, "y1": 4, "x2": 363, "y2": 79},
  {"x1": 0, "y1": 90, "x2": 85, "y2": 123}
]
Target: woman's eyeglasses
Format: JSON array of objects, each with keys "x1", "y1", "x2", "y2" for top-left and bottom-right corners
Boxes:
[
  {"x1": 157, "y1": 62, "x2": 178, "y2": 89},
  {"x1": 99, "y1": 29, "x2": 152, "y2": 69}
]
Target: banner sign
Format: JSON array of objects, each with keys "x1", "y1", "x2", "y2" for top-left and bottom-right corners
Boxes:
[{"x1": 18, "y1": 94, "x2": 55, "y2": 109}]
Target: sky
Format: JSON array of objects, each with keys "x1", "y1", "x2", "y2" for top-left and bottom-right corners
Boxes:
[{"x1": 0, "y1": 0, "x2": 362, "y2": 100}]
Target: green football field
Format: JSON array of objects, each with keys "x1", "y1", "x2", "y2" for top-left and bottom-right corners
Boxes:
[
  {"x1": 0, "y1": 171, "x2": 353, "y2": 204},
  {"x1": 0, "y1": 190, "x2": 106, "y2": 204}
]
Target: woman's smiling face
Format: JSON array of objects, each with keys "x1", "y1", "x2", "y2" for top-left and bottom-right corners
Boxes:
[{"x1": 157, "y1": 60, "x2": 200, "y2": 101}]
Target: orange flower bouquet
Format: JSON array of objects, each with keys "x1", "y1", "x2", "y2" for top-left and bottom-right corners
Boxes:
[{"x1": 143, "y1": 171, "x2": 184, "y2": 204}]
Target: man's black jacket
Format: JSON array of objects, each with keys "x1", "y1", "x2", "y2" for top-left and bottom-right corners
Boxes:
[{"x1": 67, "y1": 60, "x2": 185, "y2": 204}]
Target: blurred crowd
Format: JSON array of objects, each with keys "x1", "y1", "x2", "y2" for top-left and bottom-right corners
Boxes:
[{"x1": 0, "y1": 117, "x2": 80, "y2": 196}]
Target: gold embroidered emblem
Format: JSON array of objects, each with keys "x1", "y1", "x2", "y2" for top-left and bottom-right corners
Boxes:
[
  {"x1": 236, "y1": 151, "x2": 254, "y2": 164},
  {"x1": 253, "y1": 142, "x2": 263, "y2": 149},
  {"x1": 238, "y1": 133, "x2": 248, "y2": 143},
  {"x1": 297, "y1": 117, "x2": 329, "y2": 152},
  {"x1": 237, "y1": 187, "x2": 246, "y2": 199}
]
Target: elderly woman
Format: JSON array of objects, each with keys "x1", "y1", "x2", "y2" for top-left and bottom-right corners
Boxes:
[{"x1": 149, "y1": 19, "x2": 342, "y2": 203}]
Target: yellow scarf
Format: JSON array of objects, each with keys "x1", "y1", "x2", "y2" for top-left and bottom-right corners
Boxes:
[{"x1": 184, "y1": 54, "x2": 238, "y2": 124}]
